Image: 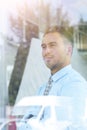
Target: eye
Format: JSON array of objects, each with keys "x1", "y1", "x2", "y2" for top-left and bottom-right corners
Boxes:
[
  {"x1": 50, "y1": 42, "x2": 56, "y2": 47},
  {"x1": 41, "y1": 44, "x2": 46, "y2": 49},
  {"x1": 50, "y1": 44, "x2": 55, "y2": 46}
]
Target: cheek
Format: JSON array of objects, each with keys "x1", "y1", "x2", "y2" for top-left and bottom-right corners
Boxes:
[
  {"x1": 55, "y1": 47, "x2": 63, "y2": 55},
  {"x1": 42, "y1": 50, "x2": 45, "y2": 57},
  {"x1": 54, "y1": 48, "x2": 66, "y2": 60}
]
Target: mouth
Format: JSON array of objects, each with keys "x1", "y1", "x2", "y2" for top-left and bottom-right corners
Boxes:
[{"x1": 44, "y1": 57, "x2": 52, "y2": 62}]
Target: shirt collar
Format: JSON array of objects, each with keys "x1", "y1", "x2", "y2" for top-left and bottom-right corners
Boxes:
[{"x1": 51, "y1": 64, "x2": 72, "y2": 82}]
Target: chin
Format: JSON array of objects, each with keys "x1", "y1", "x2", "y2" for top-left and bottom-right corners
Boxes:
[{"x1": 46, "y1": 64, "x2": 52, "y2": 69}]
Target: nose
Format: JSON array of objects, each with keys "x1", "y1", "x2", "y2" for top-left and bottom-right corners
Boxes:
[
  {"x1": 45, "y1": 46, "x2": 51, "y2": 54},
  {"x1": 42, "y1": 45, "x2": 51, "y2": 57}
]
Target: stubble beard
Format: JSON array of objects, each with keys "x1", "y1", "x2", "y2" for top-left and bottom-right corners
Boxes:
[{"x1": 46, "y1": 61, "x2": 65, "y2": 74}]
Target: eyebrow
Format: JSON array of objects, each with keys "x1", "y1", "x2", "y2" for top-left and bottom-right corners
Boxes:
[{"x1": 41, "y1": 41, "x2": 56, "y2": 46}]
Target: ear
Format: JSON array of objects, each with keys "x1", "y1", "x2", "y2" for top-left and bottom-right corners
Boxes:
[{"x1": 67, "y1": 45, "x2": 73, "y2": 55}]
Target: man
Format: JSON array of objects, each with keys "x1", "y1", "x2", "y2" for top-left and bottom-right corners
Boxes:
[
  {"x1": 38, "y1": 26, "x2": 87, "y2": 97},
  {"x1": 18, "y1": 26, "x2": 87, "y2": 130}
]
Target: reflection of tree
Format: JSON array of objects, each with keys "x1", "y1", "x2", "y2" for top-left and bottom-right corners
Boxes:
[
  {"x1": 56, "y1": 5, "x2": 73, "y2": 43},
  {"x1": 8, "y1": 1, "x2": 39, "y2": 42},
  {"x1": 38, "y1": 1, "x2": 51, "y2": 31},
  {"x1": 8, "y1": 2, "x2": 39, "y2": 106},
  {"x1": 56, "y1": 5, "x2": 70, "y2": 27},
  {"x1": 39, "y1": 2, "x2": 73, "y2": 41}
]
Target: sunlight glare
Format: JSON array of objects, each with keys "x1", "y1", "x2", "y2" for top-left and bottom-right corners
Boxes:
[{"x1": 0, "y1": 0, "x2": 21, "y2": 11}]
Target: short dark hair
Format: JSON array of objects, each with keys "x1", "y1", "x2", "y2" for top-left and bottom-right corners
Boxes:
[{"x1": 43, "y1": 25, "x2": 73, "y2": 46}]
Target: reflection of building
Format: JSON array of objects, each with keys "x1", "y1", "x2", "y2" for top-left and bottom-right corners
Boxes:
[
  {"x1": 74, "y1": 23, "x2": 87, "y2": 51},
  {"x1": 0, "y1": 35, "x2": 8, "y2": 118},
  {"x1": 73, "y1": 23, "x2": 87, "y2": 80},
  {"x1": 72, "y1": 47, "x2": 87, "y2": 80}
]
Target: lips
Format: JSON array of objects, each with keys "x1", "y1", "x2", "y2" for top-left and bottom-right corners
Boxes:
[{"x1": 44, "y1": 57, "x2": 52, "y2": 62}]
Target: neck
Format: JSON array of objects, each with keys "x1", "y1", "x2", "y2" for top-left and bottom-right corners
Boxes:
[{"x1": 51, "y1": 63, "x2": 70, "y2": 75}]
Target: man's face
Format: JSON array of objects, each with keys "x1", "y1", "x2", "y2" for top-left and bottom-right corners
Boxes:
[{"x1": 41, "y1": 32, "x2": 71, "y2": 74}]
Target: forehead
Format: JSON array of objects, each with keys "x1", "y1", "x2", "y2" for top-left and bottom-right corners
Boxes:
[{"x1": 42, "y1": 32, "x2": 63, "y2": 43}]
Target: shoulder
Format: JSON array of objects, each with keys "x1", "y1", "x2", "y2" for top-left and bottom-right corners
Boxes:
[
  {"x1": 67, "y1": 66, "x2": 87, "y2": 84},
  {"x1": 61, "y1": 80, "x2": 87, "y2": 97},
  {"x1": 60, "y1": 67, "x2": 87, "y2": 97}
]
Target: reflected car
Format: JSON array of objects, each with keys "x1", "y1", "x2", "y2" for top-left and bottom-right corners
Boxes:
[{"x1": 1, "y1": 96, "x2": 87, "y2": 130}]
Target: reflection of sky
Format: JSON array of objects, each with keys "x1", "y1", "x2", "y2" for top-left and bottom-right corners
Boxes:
[
  {"x1": 0, "y1": 0, "x2": 87, "y2": 35},
  {"x1": 0, "y1": 7, "x2": 8, "y2": 34},
  {"x1": 63, "y1": 0, "x2": 87, "y2": 19},
  {"x1": 49, "y1": 0, "x2": 87, "y2": 25}
]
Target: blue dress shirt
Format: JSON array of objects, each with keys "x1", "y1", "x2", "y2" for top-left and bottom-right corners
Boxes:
[
  {"x1": 18, "y1": 65, "x2": 87, "y2": 130},
  {"x1": 37, "y1": 64, "x2": 87, "y2": 97}
]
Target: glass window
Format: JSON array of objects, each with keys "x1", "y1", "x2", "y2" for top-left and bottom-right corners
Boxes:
[{"x1": 0, "y1": 0, "x2": 87, "y2": 124}]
